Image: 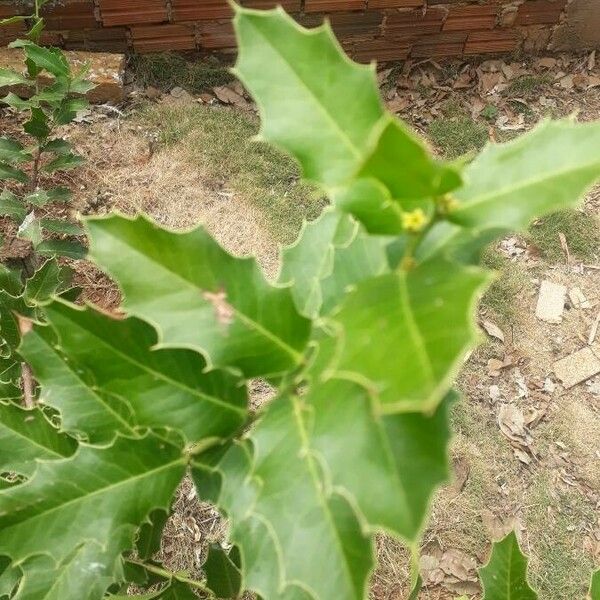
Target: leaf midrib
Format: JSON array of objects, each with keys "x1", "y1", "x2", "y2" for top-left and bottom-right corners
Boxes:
[
  {"x1": 34, "y1": 332, "x2": 137, "y2": 436},
  {"x1": 98, "y1": 227, "x2": 304, "y2": 366},
  {"x1": 290, "y1": 396, "x2": 360, "y2": 598},
  {"x1": 397, "y1": 274, "x2": 435, "y2": 388},
  {"x1": 55, "y1": 309, "x2": 247, "y2": 417},
  {"x1": 0, "y1": 455, "x2": 185, "y2": 532},
  {"x1": 244, "y1": 17, "x2": 364, "y2": 163},
  {"x1": 0, "y1": 414, "x2": 70, "y2": 462},
  {"x1": 456, "y1": 159, "x2": 600, "y2": 211}
]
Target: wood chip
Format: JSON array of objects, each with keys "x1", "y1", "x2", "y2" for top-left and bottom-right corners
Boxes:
[
  {"x1": 553, "y1": 347, "x2": 600, "y2": 388},
  {"x1": 569, "y1": 287, "x2": 590, "y2": 309},
  {"x1": 535, "y1": 280, "x2": 566, "y2": 323}
]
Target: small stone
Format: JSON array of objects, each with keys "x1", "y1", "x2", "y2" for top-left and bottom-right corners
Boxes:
[
  {"x1": 553, "y1": 348, "x2": 600, "y2": 388},
  {"x1": 535, "y1": 280, "x2": 566, "y2": 323},
  {"x1": 489, "y1": 385, "x2": 501, "y2": 402},
  {"x1": 145, "y1": 85, "x2": 162, "y2": 100},
  {"x1": 568, "y1": 287, "x2": 590, "y2": 309}
]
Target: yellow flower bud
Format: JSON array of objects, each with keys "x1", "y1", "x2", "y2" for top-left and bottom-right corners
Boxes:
[
  {"x1": 402, "y1": 208, "x2": 428, "y2": 233},
  {"x1": 436, "y1": 194, "x2": 460, "y2": 215}
]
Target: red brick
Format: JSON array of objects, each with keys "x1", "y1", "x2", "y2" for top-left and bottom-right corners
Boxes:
[
  {"x1": 301, "y1": 10, "x2": 383, "y2": 37},
  {"x1": 385, "y1": 8, "x2": 446, "y2": 39},
  {"x1": 305, "y1": 0, "x2": 366, "y2": 13},
  {"x1": 131, "y1": 24, "x2": 196, "y2": 53},
  {"x1": 350, "y1": 37, "x2": 411, "y2": 62},
  {"x1": 368, "y1": 0, "x2": 421, "y2": 8},
  {"x1": 243, "y1": 0, "x2": 302, "y2": 10},
  {"x1": 411, "y1": 31, "x2": 467, "y2": 56},
  {"x1": 515, "y1": 0, "x2": 566, "y2": 25},
  {"x1": 464, "y1": 29, "x2": 520, "y2": 53},
  {"x1": 42, "y1": 0, "x2": 97, "y2": 30},
  {"x1": 443, "y1": 5, "x2": 497, "y2": 31},
  {"x1": 171, "y1": 0, "x2": 231, "y2": 21},
  {"x1": 198, "y1": 20, "x2": 236, "y2": 49},
  {"x1": 98, "y1": 0, "x2": 168, "y2": 27},
  {"x1": 85, "y1": 27, "x2": 129, "y2": 52}
]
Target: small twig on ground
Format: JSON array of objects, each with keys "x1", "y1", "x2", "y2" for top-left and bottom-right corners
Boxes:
[{"x1": 588, "y1": 310, "x2": 600, "y2": 345}]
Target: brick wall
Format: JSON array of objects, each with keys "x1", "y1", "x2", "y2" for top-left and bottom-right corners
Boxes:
[{"x1": 0, "y1": 0, "x2": 582, "y2": 60}]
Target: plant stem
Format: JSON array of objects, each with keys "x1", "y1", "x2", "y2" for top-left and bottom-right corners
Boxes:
[
  {"x1": 125, "y1": 557, "x2": 216, "y2": 598},
  {"x1": 21, "y1": 363, "x2": 35, "y2": 408},
  {"x1": 30, "y1": 144, "x2": 42, "y2": 192}
]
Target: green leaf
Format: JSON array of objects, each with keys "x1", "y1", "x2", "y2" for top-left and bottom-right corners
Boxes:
[
  {"x1": 302, "y1": 377, "x2": 452, "y2": 539},
  {"x1": 325, "y1": 257, "x2": 490, "y2": 412},
  {"x1": 0, "y1": 16, "x2": 29, "y2": 26},
  {"x1": 358, "y1": 117, "x2": 462, "y2": 204},
  {"x1": 43, "y1": 152, "x2": 85, "y2": 173},
  {"x1": 0, "y1": 138, "x2": 32, "y2": 164},
  {"x1": 136, "y1": 509, "x2": 169, "y2": 561},
  {"x1": 0, "y1": 191, "x2": 26, "y2": 221},
  {"x1": 479, "y1": 531, "x2": 537, "y2": 600},
  {"x1": 24, "y1": 107, "x2": 50, "y2": 139},
  {"x1": 70, "y1": 78, "x2": 95, "y2": 95},
  {"x1": 42, "y1": 139, "x2": 72, "y2": 155},
  {"x1": 0, "y1": 162, "x2": 28, "y2": 184},
  {"x1": 27, "y1": 16, "x2": 45, "y2": 43},
  {"x1": 331, "y1": 178, "x2": 404, "y2": 235},
  {"x1": 0, "y1": 291, "x2": 31, "y2": 360},
  {"x1": 24, "y1": 259, "x2": 62, "y2": 302},
  {"x1": 203, "y1": 544, "x2": 242, "y2": 598},
  {"x1": 0, "y1": 68, "x2": 31, "y2": 87},
  {"x1": 86, "y1": 215, "x2": 311, "y2": 378},
  {"x1": 590, "y1": 570, "x2": 599, "y2": 600},
  {"x1": 10, "y1": 542, "x2": 117, "y2": 600},
  {"x1": 1, "y1": 92, "x2": 35, "y2": 111},
  {"x1": 279, "y1": 209, "x2": 387, "y2": 317},
  {"x1": 36, "y1": 239, "x2": 87, "y2": 259},
  {"x1": 17, "y1": 213, "x2": 42, "y2": 247},
  {"x1": 0, "y1": 434, "x2": 186, "y2": 584},
  {"x1": 25, "y1": 186, "x2": 73, "y2": 206},
  {"x1": 0, "y1": 403, "x2": 77, "y2": 478},
  {"x1": 39, "y1": 217, "x2": 84, "y2": 236},
  {"x1": 194, "y1": 395, "x2": 374, "y2": 600},
  {"x1": 109, "y1": 580, "x2": 199, "y2": 600},
  {"x1": 0, "y1": 556, "x2": 20, "y2": 598},
  {"x1": 9, "y1": 41, "x2": 69, "y2": 78},
  {"x1": 451, "y1": 120, "x2": 600, "y2": 233},
  {"x1": 35, "y1": 78, "x2": 70, "y2": 105},
  {"x1": 0, "y1": 264, "x2": 23, "y2": 297},
  {"x1": 53, "y1": 98, "x2": 88, "y2": 125},
  {"x1": 21, "y1": 301, "x2": 248, "y2": 443},
  {"x1": 233, "y1": 6, "x2": 384, "y2": 186},
  {"x1": 47, "y1": 186, "x2": 72, "y2": 203}
]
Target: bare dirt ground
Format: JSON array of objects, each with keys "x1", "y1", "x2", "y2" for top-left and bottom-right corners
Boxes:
[{"x1": 1, "y1": 49, "x2": 599, "y2": 599}]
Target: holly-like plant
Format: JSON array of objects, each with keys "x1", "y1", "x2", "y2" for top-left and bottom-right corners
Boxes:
[
  {"x1": 0, "y1": 0, "x2": 89, "y2": 265},
  {"x1": 0, "y1": 0, "x2": 90, "y2": 410},
  {"x1": 1, "y1": 5, "x2": 600, "y2": 600}
]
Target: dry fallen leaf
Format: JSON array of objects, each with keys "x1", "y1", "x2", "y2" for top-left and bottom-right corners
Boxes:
[
  {"x1": 212, "y1": 85, "x2": 249, "y2": 108},
  {"x1": 487, "y1": 358, "x2": 504, "y2": 377},
  {"x1": 481, "y1": 319, "x2": 505, "y2": 342},
  {"x1": 480, "y1": 509, "x2": 517, "y2": 540},
  {"x1": 451, "y1": 456, "x2": 470, "y2": 494}
]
